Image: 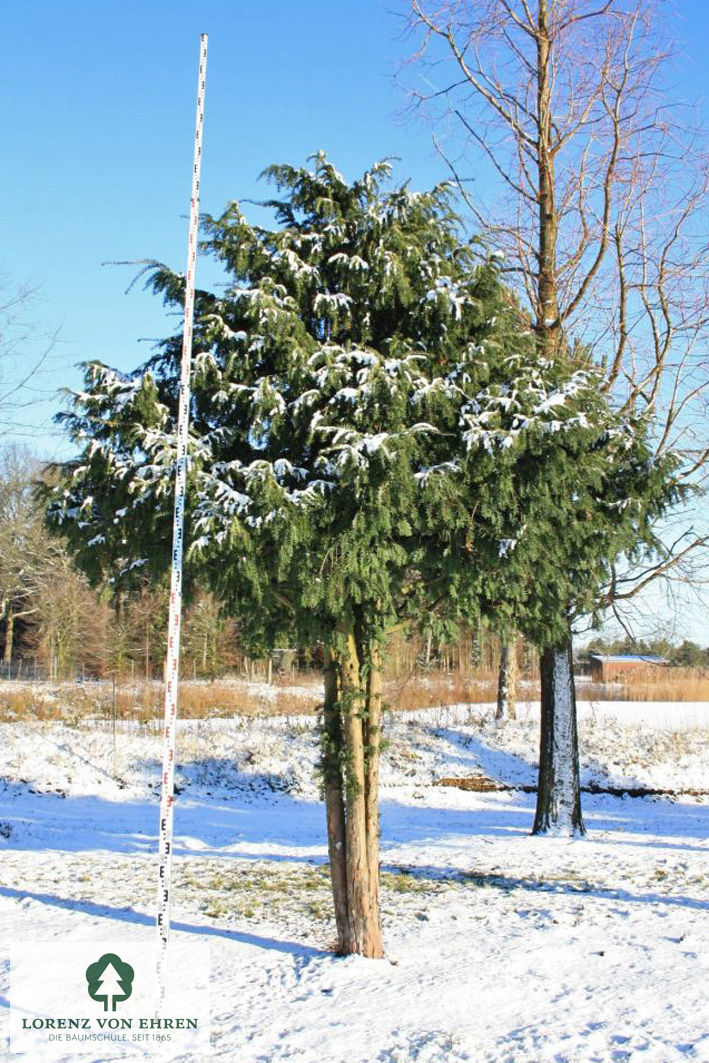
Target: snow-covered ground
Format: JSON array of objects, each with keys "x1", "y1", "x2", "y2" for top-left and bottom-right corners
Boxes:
[{"x1": 2, "y1": 698, "x2": 709, "y2": 1062}]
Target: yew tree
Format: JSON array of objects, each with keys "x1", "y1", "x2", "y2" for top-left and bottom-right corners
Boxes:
[
  {"x1": 48, "y1": 156, "x2": 523, "y2": 955},
  {"x1": 455, "y1": 352, "x2": 680, "y2": 833},
  {"x1": 46, "y1": 154, "x2": 674, "y2": 949}
]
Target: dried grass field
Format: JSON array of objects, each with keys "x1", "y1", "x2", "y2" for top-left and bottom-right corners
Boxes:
[{"x1": 1, "y1": 664, "x2": 709, "y2": 726}]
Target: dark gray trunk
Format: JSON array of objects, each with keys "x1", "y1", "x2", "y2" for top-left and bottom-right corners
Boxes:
[{"x1": 533, "y1": 635, "x2": 585, "y2": 836}]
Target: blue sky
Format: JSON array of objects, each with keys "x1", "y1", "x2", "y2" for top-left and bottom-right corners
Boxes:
[
  {"x1": 3, "y1": 0, "x2": 708, "y2": 453},
  {"x1": 1, "y1": 0, "x2": 449, "y2": 453},
  {"x1": 1, "y1": 0, "x2": 708, "y2": 642}
]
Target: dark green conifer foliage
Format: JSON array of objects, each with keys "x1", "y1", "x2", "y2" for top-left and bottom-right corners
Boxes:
[
  {"x1": 46, "y1": 153, "x2": 680, "y2": 940},
  {"x1": 451, "y1": 348, "x2": 680, "y2": 835}
]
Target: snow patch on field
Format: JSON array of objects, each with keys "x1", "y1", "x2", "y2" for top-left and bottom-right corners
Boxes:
[{"x1": 0, "y1": 700, "x2": 709, "y2": 1061}]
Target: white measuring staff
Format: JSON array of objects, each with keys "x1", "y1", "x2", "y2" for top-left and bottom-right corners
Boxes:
[{"x1": 156, "y1": 32, "x2": 208, "y2": 1004}]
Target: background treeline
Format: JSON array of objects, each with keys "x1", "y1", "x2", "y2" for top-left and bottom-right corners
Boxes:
[
  {"x1": 585, "y1": 636, "x2": 709, "y2": 669},
  {"x1": 1, "y1": 447, "x2": 706, "y2": 686},
  {"x1": 0, "y1": 447, "x2": 232, "y2": 680},
  {"x1": 0, "y1": 447, "x2": 532, "y2": 683}
]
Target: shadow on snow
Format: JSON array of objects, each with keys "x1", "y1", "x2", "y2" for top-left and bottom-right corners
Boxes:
[{"x1": 0, "y1": 884, "x2": 323, "y2": 959}]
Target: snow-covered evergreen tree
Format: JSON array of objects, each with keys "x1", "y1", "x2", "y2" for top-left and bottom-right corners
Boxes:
[
  {"x1": 46, "y1": 153, "x2": 679, "y2": 944},
  {"x1": 454, "y1": 347, "x2": 681, "y2": 834}
]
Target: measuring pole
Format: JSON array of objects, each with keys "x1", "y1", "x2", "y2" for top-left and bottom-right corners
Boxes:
[{"x1": 156, "y1": 32, "x2": 208, "y2": 1002}]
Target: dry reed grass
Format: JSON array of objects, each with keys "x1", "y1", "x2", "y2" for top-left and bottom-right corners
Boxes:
[
  {"x1": 0, "y1": 676, "x2": 322, "y2": 724},
  {"x1": 581, "y1": 667, "x2": 709, "y2": 702},
  {"x1": 385, "y1": 670, "x2": 502, "y2": 711},
  {"x1": 0, "y1": 664, "x2": 708, "y2": 724}
]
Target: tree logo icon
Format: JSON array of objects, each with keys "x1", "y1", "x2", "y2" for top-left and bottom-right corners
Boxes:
[{"x1": 85, "y1": 953, "x2": 135, "y2": 1011}]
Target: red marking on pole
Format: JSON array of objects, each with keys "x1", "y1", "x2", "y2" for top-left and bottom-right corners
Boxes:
[{"x1": 156, "y1": 33, "x2": 208, "y2": 1010}]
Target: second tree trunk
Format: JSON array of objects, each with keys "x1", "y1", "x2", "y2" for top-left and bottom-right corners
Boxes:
[
  {"x1": 496, "y1": 636, "x2": 517, "y2": 721},
  {"x1": 533, "y1": 635, "x2": 585, "y2": 836}
]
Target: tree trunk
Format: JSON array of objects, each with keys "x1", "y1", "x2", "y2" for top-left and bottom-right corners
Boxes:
[
  {"x1": 340, "y1": 631, "x2": 384, "y2": 957},
  {"x1": 3, "y1": 612, "x2": 14, "y2": 669},
  {"x1": 322, "y1": 646, "x2": 349, "y2": 953},
  {"x1": 364, "y1": 640, "x2": 382, "y2": 929},
  {"x1": 424, "y1": 632, "x2": 432, "y2": 666},
  {"x1": 532, "y1": 4, "x2": 581, "y2": 838},
  {"x1": 319, "y1": 632, "x2": 385, "y2": 958},
  {"x1": 496, "y1": 636, "x2": 517, "y2": 721},
  {"x1": 535, "y1": 0, "x2": 561, "y2": 352},
  {"x1": 533, "y1": 633, "x2": 585, "y2": 836}
]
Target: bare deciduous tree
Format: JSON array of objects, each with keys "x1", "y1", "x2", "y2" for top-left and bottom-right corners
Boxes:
[
  {"x1": 0, "y1": 448, "x2": 64, "y2": 669},
  {"x1": 0, "y1": 274, "x2": 59, "y2": 440},
  {"x1": 407, "y1": 0, "x2": 709, "y2": 833},
  {"x1": 35, "y1": 553, "x2": 112, "y2": 680},
  {"x1": 0, "y1": 450, "x2": 114, "y2": 680}
]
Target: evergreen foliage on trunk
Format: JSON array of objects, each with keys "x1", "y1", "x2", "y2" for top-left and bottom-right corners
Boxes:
[
  {"x1": 459, "y1": 361, "x2": 680, "y2": 834},
  {"x1": 46, "y1": 152, "x2": 682, "y2": 928},
  {"x1": 46, "y1": 155, "x2": 529, "y2": 953}
]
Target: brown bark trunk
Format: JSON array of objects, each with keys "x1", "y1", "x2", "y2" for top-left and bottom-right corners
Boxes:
[
  {"x1": 536, "y1": 0, "x2": 561, "y2": 354},
  {"x1": 322, "y1": 646, "x2": 349, "y2": 953},
  {"x1": 364, "y1": 640, "x2": 383, "y2": 930},
  {"x1": 340, "y1": 631, "x2": 383, "y2": 958},
  {"x1": 533, "y1": 631, "x2": 585, "y2": 836}
]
